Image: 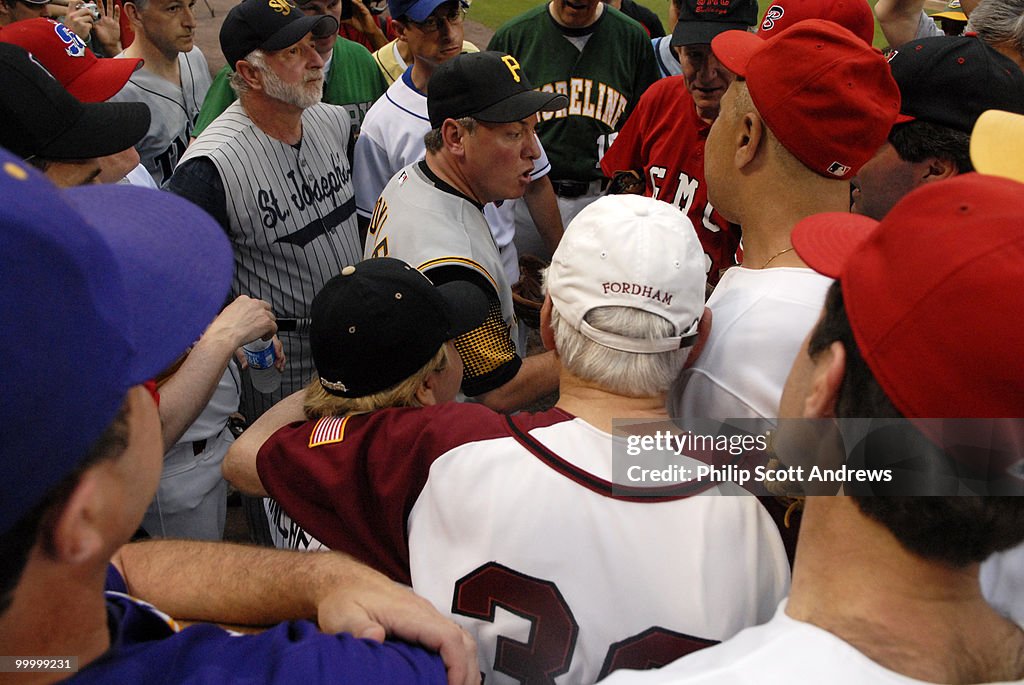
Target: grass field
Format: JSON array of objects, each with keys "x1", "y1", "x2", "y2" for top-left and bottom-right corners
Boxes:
[{"x1": 467, "y1": 0, "x2": 887, "y2": 49}]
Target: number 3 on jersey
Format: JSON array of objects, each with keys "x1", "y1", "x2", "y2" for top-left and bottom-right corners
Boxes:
[
  {"x1": 452, "y1": 562, "x2": 717, "y2": 684},
  {"x1": 368, "y1": 197, "x2": 389, "y2": 258}
]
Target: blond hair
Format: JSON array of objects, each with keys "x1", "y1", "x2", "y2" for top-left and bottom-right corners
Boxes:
[{"x1": 302, "y1": 344, "x2": 451, "y2": 419}]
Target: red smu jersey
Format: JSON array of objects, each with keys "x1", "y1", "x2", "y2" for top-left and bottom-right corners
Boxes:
[
  {"x1": 258, "y1": 403, "x2": 794, "y2": 684},
  {"x1": 601, "y1": 76, "x2": 740, "y2": 286}
]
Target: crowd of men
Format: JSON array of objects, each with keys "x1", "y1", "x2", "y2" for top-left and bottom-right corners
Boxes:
[{"x1": 1, "y1": 0, "x2": 1023, "y2": 682}]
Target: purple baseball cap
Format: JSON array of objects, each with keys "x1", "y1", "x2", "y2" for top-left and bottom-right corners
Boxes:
[{"x1": 0, "y1": 148, "x2": 234, "y2": 535}]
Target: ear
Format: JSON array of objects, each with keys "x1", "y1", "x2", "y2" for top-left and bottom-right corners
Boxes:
[
  {"x1": 413, "y1": 378, "x2": 438, "y2": 406},
  {"x1": 440, "y1": 119, "x2": 466, "y2": 156},
  {"x1": 394, "y1": 19, "x2": 408, "y2": 41},
  {"x1": 803, "y1": 340, "x2": 846, "y2": 418},
  {"x1": 122, "y1": 1, "x2": 142, "y2": 27},
  {"x1": 47, "y1": 473, "x2": 107, "y2": 566},
  {"x1": 682, "y1": 306, "x2": 712, "y2": 370},
  {"x1": 236, "y1": 59, "x2": 263, "y2": 90},
  {"x1": 734, "y1": 111, "x2": 765, "y2": 171},
  {"x1": 920, "y1": 156, "x2": 959, "y2": 184},
  {"x1": 540, "y1": 295, "x2": 556, "y2": 352}
]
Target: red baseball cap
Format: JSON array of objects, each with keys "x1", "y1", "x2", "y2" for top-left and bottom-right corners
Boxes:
[
  {"x1": 711, "y1": 19, "x2": 900, "y2": 180},
  {"x1": 758, "y1": 0, "x2": 874, "y2": 45},
  {"x1": 0, "y1": 18, "x2": 141, "y2": 102},
  {"x1": 792, "y1": 173, "x2": 1024, "y2": 419}
]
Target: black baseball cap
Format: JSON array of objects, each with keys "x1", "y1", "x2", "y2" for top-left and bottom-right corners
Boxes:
[
  {"x1": 0, "y1": 43, "x2": 150, "y2": 161},
  {"x1": 889, "y1": 36, "x2": 1024, "y2": 134},
  {"x1": 220, "y1": 0, "x2": 339, "y2": 70},
  {"x1": 427, "y1": 51, "x2": 568, "y2": 129},
  {"x1": 671, "y1": 0, "x2": 759, "y2": 47},
  {"x1": 310, "y1": 258, "x2": 488, "y2": 398}
]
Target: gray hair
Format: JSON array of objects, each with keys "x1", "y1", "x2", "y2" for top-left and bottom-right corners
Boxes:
[
  {"x1": 423, "y1": 116, "x2": 476, "y2": 152},
  {"x1": 228, "y1": 49, "x2": 266, "y2": 96},
  {"x1": 968, "y1": 0, "x2": 1024, "y2": 62},
  {"x1": 548, "y1": 301, "x2": 691, "y2": 398}
]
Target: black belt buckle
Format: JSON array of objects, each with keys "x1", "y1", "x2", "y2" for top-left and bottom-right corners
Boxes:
[{"x1": 551, "y1": 179, "x2": 589, "y2": 198}]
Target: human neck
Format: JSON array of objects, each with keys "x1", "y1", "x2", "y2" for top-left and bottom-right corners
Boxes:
[
  {"x1": 424, "y1": 149, "x2": 483, "y2": 204},
  {"x1": 555, "y1": 367, "x2": 667, "y2": 433},
  {"x1": 410, "y1": 58, "x2": 435, "y2": 94},
  {"x1": 787, "y1": 498, "x2": 1024, "y2": 683},
  {"x1": 123, "y1": 39, "x2": 181, "y2": 84},
  {"x1": 735, "y1": 180, "x2": 848, "y2": 270},
  {"x1": 241, "y1": 92, "x2": 304, "y2": 146},
  {"x1": 0, "y1": 554, "x2": 111, "y2": 684},
  {"x1": 549, "y1": 1, "x2": 602, "y2": 29}
]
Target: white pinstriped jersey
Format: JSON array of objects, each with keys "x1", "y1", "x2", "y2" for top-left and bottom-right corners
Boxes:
[
  {"x1": 178, "y1": 101, "x2": 362, "y2": 412},
  {"x1": 109, "y1": 48, "x2": 211, "y2": 187},
  {"x1": 353, "y1": 69, "x2": 551, "y2": 284}
]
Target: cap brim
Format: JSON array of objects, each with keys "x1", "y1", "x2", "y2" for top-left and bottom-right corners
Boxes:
[
  {"x1": 40, "y1": 100, "x2": 150, "y2": 160},
  {"x1": 436, "y1": 279, "x2": 488, "y2": 338},
  {"x1": 931, "y1": 10, "x2": 967, "y2": 19},
  {"x1": 709, "y1": 28, "x2": 764, "y2": 76},
  {"x1": 971, "y1": 109, "x2": 1024, "y2": 182},
  {"x1": 473, "y1": 90, "x2": 568, "y2": 125},
  {"x1": 672, "y1": 21, "x2": 752, "y2": 47},
  {"x1": 792, "y1": 212, "x2": 879, "y2": 278},
  {"x1": 65, "y1": 57, "x2": 143, "y2": 103},
  {"x1": 62, "y1": 184, "x2": 234, "y2": 384},
  {"x1": 262, "y1": 14, "x2": 338, "y2": 52}
]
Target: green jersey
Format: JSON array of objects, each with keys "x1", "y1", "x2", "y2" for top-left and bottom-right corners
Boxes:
[{"x1": 489, "y1": 3, "x2": 659, "y2": 183}]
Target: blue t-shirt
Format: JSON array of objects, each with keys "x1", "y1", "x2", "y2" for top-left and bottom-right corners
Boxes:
[{"x1": 66, "y1": 566, "x2": 449, "y2": 684}]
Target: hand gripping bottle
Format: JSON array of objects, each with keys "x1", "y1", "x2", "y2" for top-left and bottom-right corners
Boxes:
[{"x1": 243, "y1": 337, "x2": 281, "y2": 393}]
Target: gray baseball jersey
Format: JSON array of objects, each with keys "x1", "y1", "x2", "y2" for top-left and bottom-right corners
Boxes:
[
  {"x1": 353, "y1": 69, "x2": 551, "y2": 285},
  {"x1": 178, "y1": 100, "x2": 362, "y2": 415},
  {"x1": 365, "y1": 161, "x2": 521, "y2": 395},
  {"x1": 109, "y1": 47, "x2": 211, "y2": 187}
]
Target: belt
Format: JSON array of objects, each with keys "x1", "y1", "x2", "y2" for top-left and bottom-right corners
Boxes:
[
  {"x1": 550, "y1": 179, "x2": 607, "y2": 198},
  {"x1": 192, "y1": 439, "x2": 207, "y2": 456}
]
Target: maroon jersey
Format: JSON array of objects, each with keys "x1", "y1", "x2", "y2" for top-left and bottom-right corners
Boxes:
[{"x1": 601, "y1": 76, "x2": 741, "y2": 285}]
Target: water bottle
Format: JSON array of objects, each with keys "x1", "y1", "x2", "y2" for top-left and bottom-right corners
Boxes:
[{"x1": 243, "y1": 337, "x2": 281, "y2": 394}]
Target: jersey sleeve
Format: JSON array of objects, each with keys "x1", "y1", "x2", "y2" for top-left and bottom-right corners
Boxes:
[
  {"x1": 426, "y1": 264, "x2": 522, "y2": 397},
  {"x1": 627, "y1": 30, "x2": 661, "y2": 122},
  {"x1": 71, "y1": 616, "x2": 448, "y2": 684},
  {"x1": 256, "y1": 403, "x2": 505, "y2": 584},
  {"x1": 353, "y1": 132, "x2": 398, "y2": 218},
  {"x1": 166, "y1": 157, "x2": 230, "y2": 233}
]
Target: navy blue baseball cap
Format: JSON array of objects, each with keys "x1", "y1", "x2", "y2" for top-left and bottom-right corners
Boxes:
[
  {"x1": 0, "y1": 148, "x2": 233, "y2": 536},
  {"x1": 220, "y1": 0, "x2": 339, "y2": 69},
  {"x1": 889, "y1": 36, "x2": 1024, "y2": 134}
]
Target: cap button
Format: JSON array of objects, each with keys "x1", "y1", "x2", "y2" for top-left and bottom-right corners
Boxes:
[{"x1": 342, "y1": 265, "x2": 356, "y2": 276}]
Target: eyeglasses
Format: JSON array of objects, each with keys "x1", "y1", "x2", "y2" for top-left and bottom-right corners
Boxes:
[{"x1": 408, "y1": 4, "x2": 466, "y2": 33}]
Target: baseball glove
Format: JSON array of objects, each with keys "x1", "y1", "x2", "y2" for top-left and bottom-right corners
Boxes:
[{"x1": 512, "y1": 254, "x2": 547, "y2": 329}]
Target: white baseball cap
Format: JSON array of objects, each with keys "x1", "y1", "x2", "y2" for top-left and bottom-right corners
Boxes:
[{"x1": 547, "y1": 195, "x2": 707, "y2": 354}]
